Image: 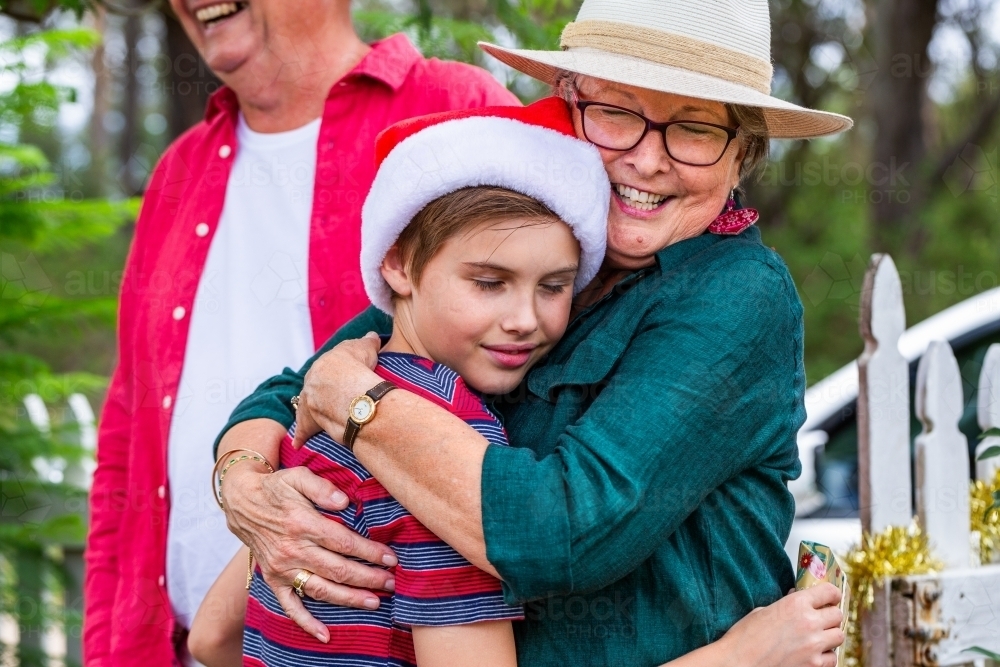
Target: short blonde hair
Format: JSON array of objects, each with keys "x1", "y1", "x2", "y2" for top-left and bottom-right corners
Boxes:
[
  {"x1": 553, "y1": 71, "x2": 770, "y2": 181},
  {"x1": 395, "y1": 187, "x2": 560, "y2": 287}
]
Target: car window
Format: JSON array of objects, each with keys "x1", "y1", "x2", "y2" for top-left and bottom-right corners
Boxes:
[{"x1": 808, "y1": 330, "x2": 1000, "y2": 518}]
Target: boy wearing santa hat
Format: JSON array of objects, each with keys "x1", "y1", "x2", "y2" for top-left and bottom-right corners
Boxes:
[{"x1": 188, "y1": 97, "x2": 609, "y2": 666}]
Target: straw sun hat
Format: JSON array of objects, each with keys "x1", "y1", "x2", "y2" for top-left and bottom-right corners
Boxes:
[{"x1": 479, "y1": 0, "x2": 853, "y2": 140}]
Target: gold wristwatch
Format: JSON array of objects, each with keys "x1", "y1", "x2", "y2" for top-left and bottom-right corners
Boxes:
[{"x1": 343, "y1": 380, "x2": 397, "y2": 450}]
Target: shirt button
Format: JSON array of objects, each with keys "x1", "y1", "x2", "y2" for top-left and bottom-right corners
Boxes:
[
  {"x1": 158, "y1": 575, "x2": 165, "y2": 586},
  {"x1": 157, "y1": 485, "x2": 166, "y2": 499},
  {"x1": 218, "y1": 144, "x2": 232, "y2": 159},
  {"x1": 162, "y1": 395, "x2": 172, "y2": 409},
  {"x1": 172, "y1": 306, "x2": 186, "y2": 320},
  {"x1": 195, "y1": 223, "x2": 210, "y2": 237}
]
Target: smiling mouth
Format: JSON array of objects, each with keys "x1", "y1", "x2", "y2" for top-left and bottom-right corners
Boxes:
[
  {"x1": 195, "y1": 1, "x2": 247, "y2": 26},
  {"x1": 483, "y1": 345, "x2": 537, "y2": 369},
  {"x1": 613, "y1": 183, "x2": 673, "y2": 212}
]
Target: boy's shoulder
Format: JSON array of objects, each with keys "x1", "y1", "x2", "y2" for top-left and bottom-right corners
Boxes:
[{"x1": 374, "y1": 352, "x2": 507, "y2": 446}]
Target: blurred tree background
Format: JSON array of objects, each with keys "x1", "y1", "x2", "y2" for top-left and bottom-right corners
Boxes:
[
  {"x1": 0, "y1": 0, "x2": 995, "y2": 388},
  {"x1": 0, "y1": 0, "x2": 997, "y2": 661}
]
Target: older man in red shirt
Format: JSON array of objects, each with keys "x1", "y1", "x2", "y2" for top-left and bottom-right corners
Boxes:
[{"x1": 82, "y1": 0, "x2": 518, "y2": 664}]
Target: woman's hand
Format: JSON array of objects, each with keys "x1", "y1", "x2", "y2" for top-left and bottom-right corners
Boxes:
[
  {"x1": 219, "y1": 419, "x2": 398, "y2": 642},
  {"x1": 715, "y1": 583, "x2": 845, "y2": 667},
  {"x1": 292, "y1": 332, "x2": 383, "y2": 450}
]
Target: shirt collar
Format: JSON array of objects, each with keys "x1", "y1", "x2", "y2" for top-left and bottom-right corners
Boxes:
[
  {"x1": 205, "y1": 85, "x2": 239, "y2": 122},
  {"x1": 652, "y1": 226, "x2": 761, "y2": 274},
  {"x1": 347, "y1": 33, "x2": 421, "y2": 92},
  {"x1": 204, "y1": 33, "x2": 421, "y2": 123}
]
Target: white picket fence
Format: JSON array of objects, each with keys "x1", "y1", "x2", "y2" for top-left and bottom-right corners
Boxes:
[
  {"x1": 6, "y1": 255, "x2": 998, "y2": 667},
  {"x1": 857, "y1": 254, "x2": 1000, "y2": 667}
]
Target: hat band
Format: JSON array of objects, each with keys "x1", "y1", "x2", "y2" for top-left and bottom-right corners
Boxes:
[{"x1": 560, "y1": 20, "x2": 773, "y2": 95}]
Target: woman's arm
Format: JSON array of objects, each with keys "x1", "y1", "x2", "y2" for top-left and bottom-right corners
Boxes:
[
  {"x1": 411, "y1": 587, "x2": 843, "y2": 667},
  {"x1": 292, "y1": 260, "x2": 799, "y2": 595},
  {"x1": 217, "y1": 419, "x2": 398, "y2": 617},
  {"x1": 291, "y1": 333, "x2": 493, "y2": 571},
  {"x1": 412, "y1": 622, "x2": 516, "y2": 667},
  {"x1": 188, "y1": 547, "x2": 249, "y2": 667},
  {"x1": 215, "y1": 307, "x2": 398, "y2": 628},
  {"x1": 662, "y1": 585, "x2": 845, "y2": 667}
]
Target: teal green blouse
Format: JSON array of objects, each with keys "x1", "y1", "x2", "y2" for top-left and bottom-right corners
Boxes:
[{"x1": 218, "y1": 227, "x2": 805, "y2": 666}]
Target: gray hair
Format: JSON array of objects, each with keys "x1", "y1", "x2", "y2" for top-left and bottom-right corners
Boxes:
[{"x1": 553, "y1": 70, "x2": 769, "y2": 181}]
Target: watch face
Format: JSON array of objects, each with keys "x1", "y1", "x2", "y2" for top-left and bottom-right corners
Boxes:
[{"x1": 350, "y1": 396, "x2": 375, "y2": 424}]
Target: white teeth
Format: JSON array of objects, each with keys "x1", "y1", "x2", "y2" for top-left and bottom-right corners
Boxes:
[
  {"x1": 196, "y1": 2, "x2": 241, "y2": 23},
  {"x1": 614, "y1": 184, "x2": 666, "y2": 210}
]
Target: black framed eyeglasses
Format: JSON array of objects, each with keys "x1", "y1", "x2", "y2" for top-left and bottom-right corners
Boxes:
[{"x1": 575, "y1": 100, "x2": 740, "y2": 167}]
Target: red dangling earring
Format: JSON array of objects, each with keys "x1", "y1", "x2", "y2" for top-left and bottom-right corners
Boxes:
[{"x1": 707, "y1": 189, "x2": 759, "y2": 235}]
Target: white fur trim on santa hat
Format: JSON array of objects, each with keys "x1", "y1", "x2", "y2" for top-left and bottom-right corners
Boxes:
[{"x1": 361, "y1": 115, "x2": 610, "y2": 313}]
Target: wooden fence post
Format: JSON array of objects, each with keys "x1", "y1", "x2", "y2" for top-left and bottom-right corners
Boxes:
[
  {"x1": 857, "y1": 254, "x2": 912, "y2": 667},
  {"x1": 914, "y1": 340, "x2": 971, "y2": 570},
  {"x1": 976, "y1": 343, "x2": 1000, "y2": 482},
  {"x1": 858, "y1": 254, "x2": 913, "y2": 532}
]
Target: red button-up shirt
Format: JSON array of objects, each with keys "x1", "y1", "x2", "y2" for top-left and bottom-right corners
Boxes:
[{"x1": 83, "y1": 34, "x2": 518, "y2": 666}]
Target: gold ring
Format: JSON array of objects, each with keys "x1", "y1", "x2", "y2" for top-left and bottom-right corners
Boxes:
[
  {"x1": 292, "y1": 569, "x2": 313, "y2": 598},
  {"x1": 290, "y1": 395, "x2": 300, "y2": 411}
]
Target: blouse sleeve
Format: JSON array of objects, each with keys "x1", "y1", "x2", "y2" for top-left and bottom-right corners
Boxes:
[{"x1": 480, "y1": 257, "x2": 805, "y2": 601}]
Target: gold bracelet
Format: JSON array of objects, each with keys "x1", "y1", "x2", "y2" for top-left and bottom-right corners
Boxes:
[
  {"x1": 246, "y1": 549, "x2": 255, "y2": 590},
  {"x1": 212, "y1": 448, "x2": 246, "y2": 486},
  {"x1": 212, "y1": 449, "x2": 275, "y2": 509}
]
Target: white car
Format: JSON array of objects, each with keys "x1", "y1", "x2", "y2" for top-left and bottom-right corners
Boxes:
[{"x1": 784, "y1": 285, "x2": 1000, "y2": 561}]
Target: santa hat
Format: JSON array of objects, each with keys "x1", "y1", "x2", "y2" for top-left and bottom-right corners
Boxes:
[{"x1": 361, "y1": 96, "x2": 610, "y2": 314}]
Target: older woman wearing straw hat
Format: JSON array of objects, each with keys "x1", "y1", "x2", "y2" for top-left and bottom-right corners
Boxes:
[{"x1": 215, "y1": 0, "x2": 852, "y2": 665}]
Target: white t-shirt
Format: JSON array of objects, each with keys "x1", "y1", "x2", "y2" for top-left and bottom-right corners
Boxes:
[{"x1": 166, "y1": 114, "x2": 320, "y2": 630}]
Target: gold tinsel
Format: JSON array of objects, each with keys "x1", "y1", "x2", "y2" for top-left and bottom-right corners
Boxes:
[
  {"x1": 971, "y1": 467, "x2": 1000, "y2": 564},
  {"x1": 837, "y1": 470, "x2": 1000, "y2": 667},
  {"x1": 841, "y1": 522, "x2": 942, "y2": 667}
]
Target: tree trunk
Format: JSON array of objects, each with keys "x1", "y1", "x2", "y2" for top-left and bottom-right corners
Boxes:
[
  {"x1": 119, "y1": 10, "x2": 142, "y2": 195},
  {"x1": 164, "y1": 11, "x2": 220, "y2": 142},
  {"x1": 88, "y1": 5, "x2": 110, "y2": 197},
  {"x1": 15, "y1": 547, "x2": 46, "y2": 667},
  {"x1": 869, "y1": 0, "x2": 939, "y2": 253}
]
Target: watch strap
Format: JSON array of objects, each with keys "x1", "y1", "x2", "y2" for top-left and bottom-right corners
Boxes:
[
  {"x1": 367, "y1": 380, "x2": 397, "y2": 403},
  {"x1": 343, "y1": 381, "x2": 397, "y2": 451},
  {"x1": 343, "y1": 419, "x2": 361, "y2": 451}
]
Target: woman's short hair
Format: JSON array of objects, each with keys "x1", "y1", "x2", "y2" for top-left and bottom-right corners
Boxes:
[
  {"x1": 395, "y1": 187, "x2": 560, "y2": 287},
  {"x1": 554, "y1": 71, "x2": 770, "y2": 181}
]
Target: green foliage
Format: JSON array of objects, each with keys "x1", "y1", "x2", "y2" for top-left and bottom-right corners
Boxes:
[
  {"x1": 355, "y1": 0, "x2": 577, "y2": 99},
  {"x1": 0, "y1": 26, "x2": 134, "y2": 666},
  {"x1": 0, "y1": 0, "x2": 92, "y2": 21},
  {"x1": 355, "y1": 10, "x2": 495, "y2": 64},
  {"x1": 965, "y1": 646, "x2": 1000, "y2": 661}
]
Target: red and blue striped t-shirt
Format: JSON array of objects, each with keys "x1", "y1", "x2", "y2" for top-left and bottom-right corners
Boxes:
[{"x1": 243, "y1": 352, "x2": 524, "y2": 667}]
